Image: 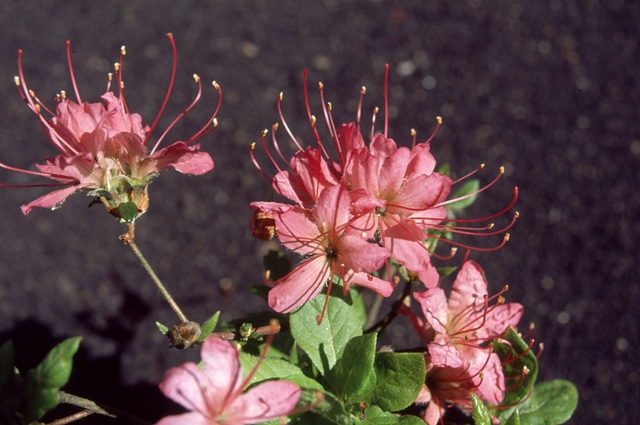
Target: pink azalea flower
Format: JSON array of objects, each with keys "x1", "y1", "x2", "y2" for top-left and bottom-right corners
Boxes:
[
  {"x1": 413, "y1": 260, "x2": 523, "y2": 370},
  {"x1": 157, "y1": 337, "x2": 301, "y2": 425},
  {"x1": 253, "y1": 184, "x2": 393, "y2": 314},
  {"x1": 418, "y1": 353, "x2": 506, "y2": 425},
  {"x1": 343, "y1": 131, "x2": 452, "y2": 283},
  {"x1": 1, "y1": 34, "x2": 220, "y2": 218},
  {"x1": 405, "y1": 261, "x2": 523, "y2": 424}
]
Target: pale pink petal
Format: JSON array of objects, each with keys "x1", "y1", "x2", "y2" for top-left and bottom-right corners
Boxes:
[
  {"x1": 21, "y1": 185, "x2": 88, "y2": 215},
  {"x1": 200, "y1": 338, "x2": 244, "y2": 403},
  {"x1": 447, "y1": 261, "x2": 488, "y2": 317},
  {"x1": 406, "y1": 142, "x2": 437, "y2": 178},
  {"x1": 336, "y1": 122, "x2": 365, "y2": 158},
  {"x1": 480, "y1": 303, "x2": 524, "y2": 340},
  {"x1": 414, "y1": 288, "x2": 448, "y2": 335},
  {"x1": 272, "y1": 208, "x2": 321, "y2": 255},
  {"x1": 423, "y1": 397, "x2": 445, "y2": 425},
  {"x1": 369, "y1": 133, "x2": 398, "y2": 158},
  {"x1": 268, "y1": 255, "x2": 329, "y2": 313},
  {"x1": 338, "y1": 231, "x2": 390, "y2": 273},
  {"x1": 471, "y1": 353, "x2": 505, "y2": 406},
  {"x1": 428, "y1": 334, "x2": 465, "y2": 369},
  {"x1": 377, "y1": 146, "x2": 410, "y2": 195},
  {"x1": 382, "y1": 233, "x2": 432, "y2": 275},
  {"x1": 344, "y1": 270, "x2": 394, "y2": 297},
  {"x1": 225, "y1": 381, "x2": 301, "y2": 422},
  {"x1": 417, "y1": 263, "x2": 440, "y2": 289},
  {"x1": 272, "y1": 170, "x2": 310, "y2": 207},
  {"x1": 158, "y1": 363, "x2": 218, "y2": 415},
  {"x1": 142, "y1": 142, "x2": 213, "y2": 177},
  {"x1": 313, "y1": 184, "x2": 350, "y2": 232},
  {"x1": 390, "y1": 173, "x2": 451, "y2": 214},
  {"x1": 155, "y1": 412, "x2": 213, "y2": 425}
]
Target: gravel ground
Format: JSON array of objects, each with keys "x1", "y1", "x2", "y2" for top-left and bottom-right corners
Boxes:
[{"x1": 0, "y1": 1, "x2": 638, "y2": 424}]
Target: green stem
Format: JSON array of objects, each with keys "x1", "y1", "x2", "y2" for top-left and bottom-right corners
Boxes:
[{"x1": 120, "y1": 223, "x2": 189, "y2": 324}]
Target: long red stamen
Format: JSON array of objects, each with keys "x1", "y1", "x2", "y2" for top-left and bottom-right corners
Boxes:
[
  {"x1": 65, "y1": 41, "x2": 82, "y2": 103},
  {"x1": 357, "y1": 86, "x2": 366, "y2": 131},
  {"x1": 187, "y1": 81, "x2": 223, "y2": 142},
  {"x1": 143, "y1": 33, "x2": 177, "y2": 146},
  {"x1": 383, "y1": 63, "x2": 389, "y2": 137},
  {"x1": 277, "y1": 92, "x2": 304, "y2": 151}
]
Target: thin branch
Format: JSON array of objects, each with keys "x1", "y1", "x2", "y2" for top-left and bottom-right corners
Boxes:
[{"x1": 119, "y1": 223, "x2": 189, "y2": 323}]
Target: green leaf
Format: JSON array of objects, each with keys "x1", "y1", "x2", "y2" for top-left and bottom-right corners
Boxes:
[
  {"x1": 437, "y1": 163, "x2": 450, "y2": 176},
  {"x1": 471, "y1": 393, "x2": 492, "y2": 425},
  {"x1": 494, "y1": 327, "x2": 538, "y2": 409},
  {"x1": 198, "y1": 311, "x2": 221, "y2": 342},
  {"x1": 24, "y1": 336, "x2": 81, "y2": 423},
  {"x1": 436, "y1": 266, "x2": 457, "y2": 278},
  {"x1": 290, "y1": 290, "x2": 363, "y2": 377},
  {"x1": 360, "y1": 405, "x2": 426, "y2": 424},
  {"x1": 447, "y1": 179, "x2": 480, "y2": 212},
  {"x1": 518, "y1": 380, "x2": 578, "y2": 425},
  {"x1": 311, "y1": 390, "x2": 354, "y2": 425},
  {"x1": 504, "y1": 409, "x2": 521, "y2": 425},
  {"x1": 118, "y1": 201, "x2": 139, "y2": 223},
  {"x1": 333, "y1": 333, "x2": 377, "y2": 401},
  {"x1": 360, "y1": 352, "x2": 425, "y2": 412}
]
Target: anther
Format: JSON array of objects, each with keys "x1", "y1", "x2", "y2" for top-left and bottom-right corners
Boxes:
[
  {"x1": 212, "y1": 118, "x2": 218, "y2": 128},
  {"x1": 318, "y1": 82, "x2": 323, "y2": 89},
  {"x1": 411, "y1": 128, "x2": 416, "y2": 136},
  {"x1": 279, "y1": 92, "x2": 283, "y2": 101},
  {"x1": 311, "y1": 115, "x2": 317, "y2": 125},
  {"x1": 437, "y1": 116, "x2": 442, "y2": 124},
  {"x1": 499, "y1": 166, "x2": 505, "y2": 174},
  {"x1": 60, "y1": 90, "x2": 66, "y2": 100},
  {"x1": 273, "y1": 122, "x2": 279, "y2": 131},
  {"x1": 250, "y1": 142, "x2": 256, "y2": 150},
  {"x1": 262, "y1": 129, "x2": 268, "y2": 136},
  {"x1": 192, "y1": 74, "x2": 200, "y2": 83},
  {"x1": 479, "y1": 163, "x2": 485, "y2": 169},
  {"x1": 327, "y1": 102, "x2": 332, "y2": 111},
  {"x1": 212, "y1": 81, "x2": 220, "y2": 90},
  {"x1": 361, "y1": 86, "x2": 366, "y2": 94},
  {"x1": 114, "y1": 63, "x2": 120, "y2": 71},
  {"x1": 107, "y1": 73, "x2": 113, "y2": 81},
  {"x1": 13, "y1": 76, "x2": 19, "y2": 86}
]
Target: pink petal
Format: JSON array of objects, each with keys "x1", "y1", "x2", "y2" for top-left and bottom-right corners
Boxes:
[
  {"x1": 414, "y1": 288, "x2": 448, "y2": 335},
  {"x1": 268, "y1": 255, "x2": 329, "y2": 313},
  {"x1": 143, "y1": 142, "x2": 214, "y2": 176},
  {"x1": 428, "y1": 334, "x2": 465, "y2": 369},
  {"x1": 447, "y1": 261, "x2": 488, "y2": 317},
  {"x1": 158, "y1": 363, "x2": 218, "y2": 415},
  {"x1": 272, "y1": 208, "x2": 321, "y2": 255},
  {"x1": 21, "y1": 185, "x2": 87, "y2": 215},
  {"x1": 406, "y1": 142, "x2": 437, "y2": 178},
  {"x1": 313, "y1": 184, "x2": 350, "y2": 232},
  {"x1": 226, "y1": 381, "x2": 301, "y2": 422},
  {"x1": 199, "y1": 338, "x2": 244, "y2": 402},
  {"x1": 338, "y1": 231, "x2": 390, "y2": 273},
  {"x1": 480, "y1": 303, "x2": 524, "y2": 340},
  {"x1": 345, "y1": 270, "x2": 394, "y2": 297},
  {"x1": 155, "y1": 412, "x2": 212, "y2": 425}
]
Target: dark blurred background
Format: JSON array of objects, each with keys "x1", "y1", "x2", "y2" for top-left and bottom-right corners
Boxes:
[{"x1": 0, "y1": 1, "x2": 637, "y2": 424}]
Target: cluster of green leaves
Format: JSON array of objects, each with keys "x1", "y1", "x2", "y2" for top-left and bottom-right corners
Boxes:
[
  {"x1": 0, "y1": 337, "x2": 81, "y2": 425},
  {"x1": 238, "y1": 288, "x2": 427, "y2": 424}
]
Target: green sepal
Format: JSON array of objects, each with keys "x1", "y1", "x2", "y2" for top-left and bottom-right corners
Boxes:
[
  {"x1": 436, "y1": 266, "x2": 457, "y2": 278},
  {"x1": 518, "y1": 380, "x2": 578, "y2": 425},
  {"x1": 471, "y1": 393, "x2": 493, "y2": 425},
  {"x1": 198, "y1": 311, "x2": 221, "y2": 342},
  {"x1": 359, "y1": 352, "x2": 426, "y2": 412},
  {"x1": 156, "y1": 321, "x2": 170, "y2": 336},
  {"x1": 23, "y1": 336, "x2": 81, "y2": 423},
  {"x1": 118, "y1": 201, "x2": 139, "y2": 223}
]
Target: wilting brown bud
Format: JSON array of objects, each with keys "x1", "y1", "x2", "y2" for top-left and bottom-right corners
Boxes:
[
  {"x1": 169, "y1": 321, "x2": 202, "y2": 349},
  {"x1": 251, "y1": 209, "x2": 276, "y2": 241}
]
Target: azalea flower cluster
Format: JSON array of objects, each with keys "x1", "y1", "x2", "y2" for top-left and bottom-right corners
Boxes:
[
  {"x1": 0, "y1": 33, "x2": 220, "y2": 221},
  {"x1": 250, "y1": 67, "x2": 522, "y2": 423},
  {"x1": 250, "y1": 71, "x2": 459, "y2": 315},
  {"x1": 404, "y1": 260, "x2": 523, "y2": 424}
]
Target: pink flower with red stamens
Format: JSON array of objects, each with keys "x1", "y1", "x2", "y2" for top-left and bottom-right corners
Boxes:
[
  {"x1": 252, "y1": 184, "x2": 393, "y2": 314},
  {"x1": 412, "y1": 260, "x2": 523, "y2": 370},
  {"x1": 404, "y1": 261, "x2": 523, "y2": 424},
  {"x1": 1, "y1": 33, "x2": 220, "y2": 220},
  {"x1": 156, "y1": 336, "x2": 301, "y2": 425}
]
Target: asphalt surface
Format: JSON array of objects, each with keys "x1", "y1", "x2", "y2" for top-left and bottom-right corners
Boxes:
[{"x1": 0, "y1": 1, "x2": 637, "y2": 424}]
